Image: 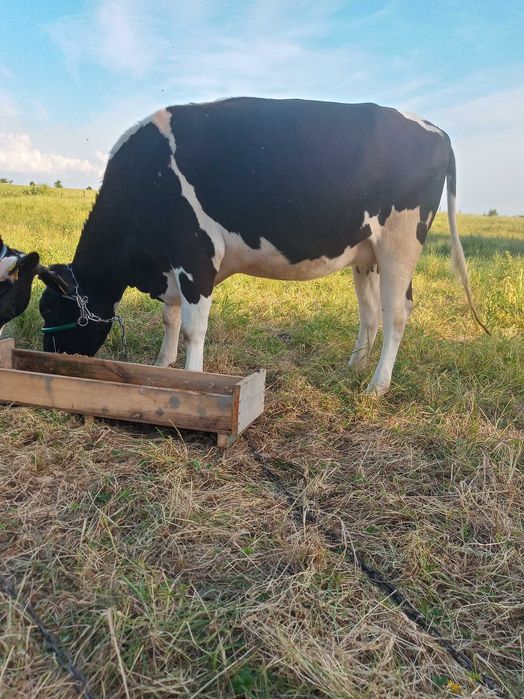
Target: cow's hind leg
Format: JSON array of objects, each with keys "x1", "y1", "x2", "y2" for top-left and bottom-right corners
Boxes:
[
  {"x1": 367, "y1": 211, "x2": 421, "y2": 396},
  {"x1": 349, "y1": 264, "x2": 381, "y2": 371},
  {"x1": 155, "y1": 302, "x2": 182, "y2": 367}
]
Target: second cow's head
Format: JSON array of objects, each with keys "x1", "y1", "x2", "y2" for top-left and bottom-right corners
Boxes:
[{"x1": 0, "y1": 237, "x2": 41, "y2": 332}]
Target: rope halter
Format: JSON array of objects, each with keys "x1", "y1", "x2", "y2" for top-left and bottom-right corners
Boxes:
[{"x1": 41, "y1": 266, "x2": 128, "y2": 360}]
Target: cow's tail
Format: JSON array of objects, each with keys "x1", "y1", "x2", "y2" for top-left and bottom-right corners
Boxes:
[{"x1": 446, "y1": 147, "x2": 491, "y2": 335}]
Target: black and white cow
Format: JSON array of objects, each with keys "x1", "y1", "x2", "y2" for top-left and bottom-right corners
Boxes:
[
  {"x1": 0, "y1": 238, "x2": 40, "y2": 334},
  {"x1": 39, "y1": 97, "x2": 486, "y2": 395}
]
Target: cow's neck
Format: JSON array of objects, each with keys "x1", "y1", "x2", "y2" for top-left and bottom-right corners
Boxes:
[
  {"x1": 72, "y1": 226, "x2": 127, "y2": 311},
  {"x1": 71, "y1": 259, "x2": 125, "y2": 311}
]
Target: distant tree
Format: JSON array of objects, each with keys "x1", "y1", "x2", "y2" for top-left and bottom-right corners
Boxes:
[
  {"x1": 487, "y1": 208, "x2": 498, "y2": 217},
  {"x1": 0, "y1": 177, "x2": 13, "y2": 183},
  {"x1": 54, "y1": 179, "x2": 63, "y2": 188},
  {"x1": 86, "y1": 185, "x2": 93, "y2": 190},
  {"x1": 29, "y1": 180, "x2": 36, "y2": 186}
]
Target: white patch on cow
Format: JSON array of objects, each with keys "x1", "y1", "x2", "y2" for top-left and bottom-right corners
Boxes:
[
  {"x1": 0, "y1": 255, "x2": 18, "y2": 282},
  {"x1": 159, "y1": 269, "x2": 180, "y2": 305},
  {"x1": 152, "y1": 109, "x2": 174, "y2": 142},
  {"x1": 398, "y1": 111, "x2": 443, "y2": 136},
  {"x1": 215, "y1": 233, "x2": 377, "y2": 283},
  {"x1": 109, "y1": 113, "x2": 155, "y2": 159}
]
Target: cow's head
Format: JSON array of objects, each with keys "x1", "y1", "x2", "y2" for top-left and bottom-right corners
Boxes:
[
  {"x1": 39, "y1": 264, "x2": 114, "y2": 356},
  {"x1": 0, "y1": 238, "x2": 41, "y2": 333}
]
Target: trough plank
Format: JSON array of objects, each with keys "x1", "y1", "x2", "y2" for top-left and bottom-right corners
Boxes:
[
  {"x1": 232, "y1": 369, "x2": 266, "y2": 436},
  {"x1": 12, "y1": 350, "x2": 241, "y2": 394},
  {"x1": 0, "y1": 367, "x2": 233, "y2": 432}
]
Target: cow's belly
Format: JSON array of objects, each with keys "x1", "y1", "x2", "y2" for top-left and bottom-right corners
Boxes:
[{"x1": 216, "y1": 233, "x2": 375, "y2": 283}]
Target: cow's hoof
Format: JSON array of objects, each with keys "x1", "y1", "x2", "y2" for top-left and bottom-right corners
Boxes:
[
  {"x1": 348, "y1": 353, "x2": 368, "y2": 372},
  {"x1": 348, "y1": 350, "x2": 369, "y2": 371},
  {"x1": 365, "y1": 381, "x2": 389, "y2": 397}
]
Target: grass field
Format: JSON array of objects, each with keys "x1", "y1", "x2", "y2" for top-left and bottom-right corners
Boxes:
[{"x1": 0, "y1": 183, "x2": 523, "y2": 698}]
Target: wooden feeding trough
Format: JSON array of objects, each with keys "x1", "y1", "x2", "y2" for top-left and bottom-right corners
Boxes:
[{"x1": 0, "y1": 339, "x2": 265, "y2": 447}]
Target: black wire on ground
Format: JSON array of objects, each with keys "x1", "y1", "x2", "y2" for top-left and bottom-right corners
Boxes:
[
  {"x1": 247, "y1": 441, "x2": 510, "y2": 699},
  {"x1": 0, "y1": 574, "x2": 96, "y2": 699}
]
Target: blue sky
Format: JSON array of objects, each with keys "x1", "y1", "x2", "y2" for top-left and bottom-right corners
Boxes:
[{"x1": 0, "y1": 0, "x2": 523, "y2": 213}]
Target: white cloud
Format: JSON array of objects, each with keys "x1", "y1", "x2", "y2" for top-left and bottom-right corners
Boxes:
[{"x1": 0, "y1": 132, "x2": 104, "y2": 177}]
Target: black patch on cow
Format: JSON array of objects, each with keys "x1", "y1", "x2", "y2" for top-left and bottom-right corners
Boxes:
[
  {"x1": 378, "y1": 205, "x2": 392, "y2": 227},
  {"x1": 416, "y1": 221, "x2": 428, "y2": 244},
  {"x1": 179, "y1": 272, "x2": 200, "y2": 304},
  {"x1": 406, "y1": 280, "x2": 413, "y2": 301},
  {"x1": 359, "y1": 223, "x2": 372, "y2": 242},
  {"x1": 169, "y1": 98, "x2": 450, "y2": 264}
]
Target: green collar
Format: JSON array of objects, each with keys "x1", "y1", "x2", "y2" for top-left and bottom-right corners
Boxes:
[{"x1": 41, "y1": 322, "x2": 78, "y2": 333}]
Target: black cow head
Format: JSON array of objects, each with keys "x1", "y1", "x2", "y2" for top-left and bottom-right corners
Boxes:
[
  {"x1": 0, "y1": 237, "x2": 41, "y2": 332},
  {"x1": 39, "y1": 264, "x2": 113, "y2": 356}
]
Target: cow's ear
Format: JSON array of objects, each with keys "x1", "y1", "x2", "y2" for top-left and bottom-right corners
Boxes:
[
  {"x1": 16, "y1": 252, "x2": 40, "y2": 278},
  {"x1": 38, "y1": 266, "x2": 71, "y2": 295}
]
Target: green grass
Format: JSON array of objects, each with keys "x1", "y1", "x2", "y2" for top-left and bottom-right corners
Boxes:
[{"x1": 1, "y1": 183, "x2": 523, "y2": 698}]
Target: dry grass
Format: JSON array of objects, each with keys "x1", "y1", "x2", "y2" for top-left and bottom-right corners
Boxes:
[
  {"x1": 1, "y1": 185, "x2": 523, "y2": 697},
  {"x1": 2, "y1": 407, "x2": 515, "y2": 698}
]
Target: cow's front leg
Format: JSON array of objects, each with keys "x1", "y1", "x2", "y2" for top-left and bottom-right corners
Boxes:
[
  {"x1": 349, "y1": 264, "x2": 381, "y2": 371},
  {"x1": 180, "y1": 293, "x2": 213, "y2": 372},
  {"x1": 155, "y1": 302, "x2": 181, "y2": 367}
]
